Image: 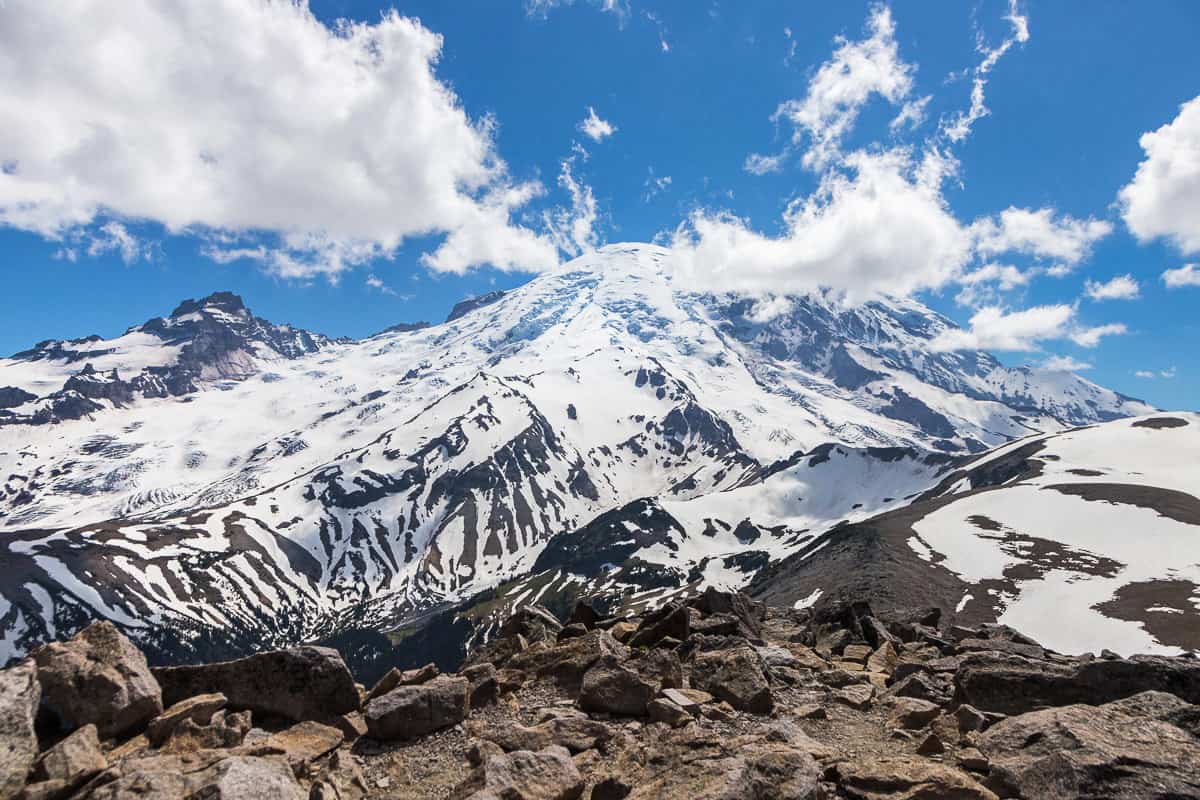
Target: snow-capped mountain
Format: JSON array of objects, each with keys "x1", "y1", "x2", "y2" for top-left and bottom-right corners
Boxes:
[
  {"x1": 0, "y1": 243, "x2": 1166, "y2": 672},
  {"x1": 751, "y1": 413, "x2": 1200, "y2": 658},
  {"x1": 0, "y1": 291, "x2": 337, "y2": 426}
]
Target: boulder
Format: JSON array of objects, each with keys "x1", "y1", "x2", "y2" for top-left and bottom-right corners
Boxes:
[
  {"x1": 836, "y1": 757, "x2": 997, "y2": 800},
  {"x1": 889, "y1": 697, "x2": 941, "y2": 729},
  {"x1": 890, "y1": 671, "x2": 952, "y2": 706},
  {"x1": 27, "y1": 723, "x2": 106, "y2": 795},
  {"x1": 0, "y1": 660, "x2": 40, "y2": 800},
  {"x1": 467, "y1": 717, "x2": 613, "y2": 755},
  {"x1": 660, "y1": 688, "x2": 711, "y2": 716},
  {"x1": 689, "y1": 646, "x2": 773, "y2": 714},
  {"x1": 955, "y1": 651, "x2": 1200, "y2": 715},
  {"x1": 979, "y1": 695, "x2": 1200, "y2": 799},
  {"x1": 449, "y1": 745, "x2": 584, "y2": 800},
  {"x1": 366, "y1": 662, "x2": 438, "y2": 701},
  {"x1": 160, "y1": 709, "x2": 252, "y2": 753},
  {"x1": 146, "y1": 692, "x2": 227, "y2": 746},
  {"x1": 567, "y1": 601, "x2": 600, "y2": 631},
  {"x1": 1105, "y1": 690, "x2": 1200, "y2": 738},
  {"x1": 866, "y1": 641, "x2": 899, "y2": 676},
  {"x1": 627, "y1": 602, "x2": 691, "y2": 649},
  {"x1": 687, "y1": 588, "x2": 763, "y2": 640},
  {"x1": 647, "y1": 698, "x2": 692, "y2": 728},
  {"x1": 33, "y1": 621, "x2": 162, "y2": 739},
  {"x1": 631, "y1": 648, "x2": 682, "y2": 690},
  {"x1": 834, "y1": 684, "x2": 874, "y2": 710},
  {"x1": 579, "y1": 656, "x2": 658, "y2": 716},
  {"x1": 89, "y1": 753, "x2": 304, "y2": 800},
  {"x1": 154, "y1": 646, "x2": 358, "y2": 723},
  {"x1": 463, "y1": 662, "x2": 500, "y2": 708},
  {"x1": 507, "y1": 630, "x2": 627, "y2": 691},
  {"x1": 364, "y1": 675, "x2": 468, "y2": 740},
  {"x1": 244, "y1": 721, "x2": 343, "y2": 770}
]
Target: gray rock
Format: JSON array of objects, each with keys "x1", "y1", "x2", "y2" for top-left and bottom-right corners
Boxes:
[
  {"x1": 689, "y1": 646, "x2": 774, "y2": 714},
  {"x1": 0, "y1": 660, "x2": 40, "y2": 800},
  {"x1": 579, "y1": 656, "x2": 658, "y2": 717},
  {"x1": 154, "y1": 646, "x2": 358, "y2": 723},
  {"x1": 507, "y1": 630, "x2": 627, "y2": 691},
  {"x1": 889, "y1": 697, "x2": 941, "y2": 729},
  {"x1": 89, "y1": 754, "x2": 304, "y2": 800},
  {"x1": 836, "y1": 757, "x2": 996, "y2": 799},
  {"x1": 33, "y1": 621, "x2": 162, "y2": 739},
  {"x1": 365, "y1": 675, "x2": 468, "y2": 740},
  {"x1": 979, "y1": 696, "x2": 1200, "y2": 798},
  {"x1": 463, "y1": 662, "x2": 499, "y2": 709},
  {"x1": 29, "y1": 724, "x2": 107, "y2": 792},
  {"x1": 449, "y1": 745, "x2": 584, "y2": 800},
  {"x1": 146, "y1": 692, "x2": 227, "y2": 746},
  {"x1": 366, "y1": 662, "x2": 438, "y2": 701}
]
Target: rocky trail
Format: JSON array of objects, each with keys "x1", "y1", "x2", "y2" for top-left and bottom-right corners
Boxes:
[{"x1": 3, "y1": 590, "x2": 1200, "y2": 799}]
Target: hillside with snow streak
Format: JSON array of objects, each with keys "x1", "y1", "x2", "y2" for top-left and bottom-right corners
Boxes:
[{"x1": 0, "y1": 244, "x2": 1164, "y2": 671}]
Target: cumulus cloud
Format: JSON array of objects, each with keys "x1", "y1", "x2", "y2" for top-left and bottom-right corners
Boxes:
[
  {"x1": 1084, "y1": 274, "x2": 1140, "y2": 301},
  {"x1": 672, "y1": 148, "x2": 972, "y2": 302},
  {"x1": 746, "y1": 296, "x2": 795, "y2": 323},
  {"x1": 942, "y1": 0, "x2": 1029, "y2": 142},
  {"x1": 1119, "y1": 96, "x2": 1200, "y2": 254},
  {"x1": 1162, "y1": 263, "x2": 1200, "y2": 288},
  {"x1": 971, "y1": 208, "x2": 1112, "y2": 270},
  {"x1": 1040, "y1": 355, "x2": 1093, "y2": 372},
  {"x1": 673, "y1": 4, "x2": 1114, "y2": 311},
  {"x1": 930, "y1": 304, "x2": 1126, "y2": 352},
  {"x1": 0, "y1": 1, "x2": 563, "y2": 278},
  {"x1": 578, "y1": 107, "x2": 618, "y2": 142}
]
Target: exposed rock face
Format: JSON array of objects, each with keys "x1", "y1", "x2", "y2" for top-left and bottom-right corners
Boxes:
[
  {"x1": 0, "y1": 660, "x2": 40, "y2": 800},
  {"x1": 33, "y1": 621, "x2": 162, "y2": 739},
  {"x1": 153, "y1": 646, "x2": 358, "y2": 723},
  {"x1": 364, "y1": 675, "x2": 469, "y2": 740},
  {"x1": 145, "y1": 692, "x2": 228, "y2": 746},
  {"x1": 89, "y1": 754, "x2": 305, "y2": 800}
]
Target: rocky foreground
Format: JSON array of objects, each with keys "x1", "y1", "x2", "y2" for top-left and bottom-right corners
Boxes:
[{"x1": 3, "y1": 592, "x2": 1200, "y2": 799}]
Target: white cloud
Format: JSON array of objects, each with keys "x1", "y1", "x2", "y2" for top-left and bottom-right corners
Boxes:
[
  {"x1": 643, "y1": 171, "x2": 672, "y2": 202},
  {"x1": 971, "y1": 208, "x2": 1112, "y2": 269},
  {"x1": 672, "y1": 148, "x2": 973, "y2": 302},
  {"x1": 1040, "y1": 355, "x2": 1093, "y2": 372},
  {"x1": 931, "y1": 304, "x2": 1074, "y2": 352},
  {"x1": 942, "y1": 0, "x2": 1029, "y2": 142},
  {"x1": 931, "y1": 304, "x2": 1126, "y2": 352},
  {"x1": 772, "y1": 5, "x2": 916, "y2": 169},
  {"x1": 543, "y1": 159, "x2": 599, "y2": 257},
  {"x1": 1162, "y1": 263, "x2": 1200, "y2": 288},
  {"x1": 1135, "y1": 370, "x2": 1157, "y2": 379},
  {"x1": 1119, "y1": 95, "x2": 1200, "y2": 254},
  {"x1": 744, "y1": 152, "x2": 788, "y2": 176},
  {"x1": 890, "y1": 96, "x2": 932, "y2": 133},
  {"x1": 526, "y1": 0, "x2": 631, "y2": 24},
  {"x1": 365, "y1": 274, "x2": 399, "y2": 296},
  {"x1": 1084, "y1": 274, "x2": 1140, "y2": 301},
  {"x1": 1070, "y1": 323, "x2": 1127, "y2": 348},
  {"x1": 86, "y1": 222, "x2": 150, "y2": 264},
  {"x1": 0, "y1": 1, "x2": 562, "y2": 278},
  {"x1": 746, "y1": 296, "x2": 794, "y2": 323},
  {"x1": 578, "y1": 107, "x2": 618, "y2": 142},
  {"x1": 1162, "y1": 366, "x2": 1177, "y2": 378},
  {"x1": 954, "y1": 262, "x2": 1031, "y2": 307}
]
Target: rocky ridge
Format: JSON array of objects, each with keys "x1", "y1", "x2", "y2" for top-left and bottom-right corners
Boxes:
[{"x1": 3, "y1": 590, "x2": 1199, "y2": 799}]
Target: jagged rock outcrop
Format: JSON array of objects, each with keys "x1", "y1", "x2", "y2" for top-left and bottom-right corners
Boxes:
[{"x1": 0, "y1": 660, "x2": 39, "y2": 800}]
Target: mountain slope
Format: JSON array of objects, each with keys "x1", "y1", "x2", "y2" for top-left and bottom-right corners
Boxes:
[
  {"x1": 750, "y1": 413, "x2": 1200, "y2": 657},
  {"x1": 0, "y1": 243, "x2": 1166, "y2": 671}
]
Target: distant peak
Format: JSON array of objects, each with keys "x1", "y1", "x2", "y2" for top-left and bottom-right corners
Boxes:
[
  {"x1": 170, "y1": 291, "x2": 248, "y2": 318},
  {"x1": 446, "y1": 290, "x2": 507, "y2": 323}
]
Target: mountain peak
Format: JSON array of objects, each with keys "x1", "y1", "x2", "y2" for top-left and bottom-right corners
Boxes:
[{"x1": 169, "y1": 291, "x2": 248, "y2": 319}]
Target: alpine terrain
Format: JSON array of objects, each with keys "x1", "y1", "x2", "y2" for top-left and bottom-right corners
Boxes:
[{"x1": 1, "y1": 244, "x2": 1193, "y2": 682}]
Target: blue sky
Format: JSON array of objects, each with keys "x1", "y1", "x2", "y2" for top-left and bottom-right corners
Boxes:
[{"x1": 0, "y1": 1, "x2": 1197, "y2": 410}]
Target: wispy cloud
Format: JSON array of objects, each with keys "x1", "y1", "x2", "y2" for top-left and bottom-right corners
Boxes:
[{"x1": 578, "y1": 107, "x2": 617, "y2": 142}]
